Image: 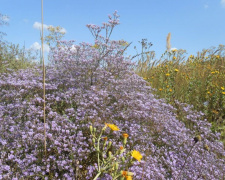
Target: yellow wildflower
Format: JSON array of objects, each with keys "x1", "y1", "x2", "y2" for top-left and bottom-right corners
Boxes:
[
  {"x1": 131, "y1": 150, "x2": 142, "y2": 161},
  {"x1": 221, "y1": 87, "x2": 225, "y2": 90},
  {"x1": 222, "y1": 92, "x2": 225, "y2": 95},
  {"x1": 216, "y1": 55, "x2": 220, "y2": 58},
  {"x1": 122, "y1": 171, "x2": 128, "y2": 176},
  {"x1": 212, "y1": 110, "x2": 218, "y2": 114},
  {"x1": 189, "y1": 55, "x2": 193, "y2": 58},
  {"x1": 123, "y1": 133, "x2": 129, "y2": 138},
  {"x1": 126, "y1": 176, "x2": 132, "y2": 180},
  {"x1": 159, "y1": 88, "x2": 163, "y2": 91},
  {"x1": 121, "y1": 171, "x2": 134, "y2": 177},
  {"x1": 166, "y1": 73, "x2": 170, "y2": 76},
  {"x1": 215, "y1": 70, "x2": 219, "y2": 74},
  {"x1": 106, "y1": 123, "x2": 120, "y2": 131},
  {"x1": 174, "y1": 69, "x2": 179, "y2": 72},
  {"x1": 169, "y1": 89, "x2": 172, "y2": 92},
  {"x1": 173, "y1": 56, "x2": 177, "y2": 60}
]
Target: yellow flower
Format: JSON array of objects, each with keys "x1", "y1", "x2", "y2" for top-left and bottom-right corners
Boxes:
[
  {"x1": 143, "y1": 77, "x2": 147, "y2": 80},
  {"x1": 211, "y1": 71, "x2": 215, "y2": 74},
  {"x1": 216, "y1": 55, "x2": 220, "y2": 58},
  {"x1": 166, "y1": 73, "x2": 170, "y2": 76},
  {"x1": 189, "y1": 55, "x2": 193, "y2": 58},
  {"x1": 159, "y1": 88, "x2": 163, "y2": 91},
  {"x1": 122, "y1": 171, "x2": 128, "y2": 176},
  {"x1": 126, "y1": 176, "x2": 132, "y2": 180},
  {"x1": 173, "y1": 56, "x2": 177, "y2": 60},
  {"x1": 169, "y1": 89, "x2": 172, "y2": 92},
  {"x1": 221, "y1": 87, "x2": 225, "y2": 90},
  {"x1": 174, "y1": 69, "x2": 179, "y2": 72},
  {"x1": 123, "y1": 133, "x2": 129, "y2": 138},
  {"x1": 222, "y1": 92, "x2": 225, "y2": 95},
  {"x1": 106, "y1": 123, "x2": 120, "y2": 131},
  {"x1": 131, "y1": 150, "x2": 142, "y2": 161},
  {"x1": 212, "y1": 110, "x2": 218, "y2": 114},
  {"x1": 121, "y1": 171, "x2": 134, "y2": 177}
]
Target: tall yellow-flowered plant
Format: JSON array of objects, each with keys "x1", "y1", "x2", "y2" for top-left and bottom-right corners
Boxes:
[{"x1": 90, "y1": 123, "x2": 142, "y2": 180}]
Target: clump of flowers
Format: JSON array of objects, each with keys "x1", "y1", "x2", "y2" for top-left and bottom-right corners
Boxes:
[{"x1": 89, "y1": 123, "x2": 140, "y2": 179}]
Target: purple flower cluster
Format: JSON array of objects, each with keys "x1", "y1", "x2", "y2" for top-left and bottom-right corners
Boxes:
[{"x1": 0, "y1": 11, "x2": 225, "y2": 179}]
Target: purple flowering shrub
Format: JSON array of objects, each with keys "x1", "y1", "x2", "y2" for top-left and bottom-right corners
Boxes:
[{"x1": 0, "y1": 11, "x2": 225, "y2": 179}]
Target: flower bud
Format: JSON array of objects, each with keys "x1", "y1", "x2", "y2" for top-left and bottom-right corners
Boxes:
[
  {"x1": 92, "y1": 138, "x2": 95, "y2": 144},
  {"x1": 108, "y1": 151, "x2": 112, "y2": 158},
  {"x1": 89, "y1": 125, "x2": 93, "y2": 133},
  {"x1": 102, "y1": 124, "x2": 107, "y2": 131},
  {"x1": 107, "y1": 141, "x2": 112, "y2": 149},
  {"x1": 115, "y1": 162, "x2": 119, "y2": 170}
]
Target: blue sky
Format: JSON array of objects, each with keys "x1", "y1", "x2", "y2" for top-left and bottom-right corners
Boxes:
[{"x1": 1, "y1": 0, "x2": 225, "y2": 61}]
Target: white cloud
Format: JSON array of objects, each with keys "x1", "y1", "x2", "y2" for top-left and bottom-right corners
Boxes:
[
  {"x1": 33, "y1": 22, "x2": 67, "y2": 33},
  {"x1": 30, "y1": 42, "x2": 50, "y2": 53},
  {"x1": 221, "y1": 0, "x2": 225, "y2": 8},
  {"x1": 33, "y1": 22, "x2": 49, "y2": 30},
  {"x1": 70, "y1": 45, "x2": 77, "y2": 53},
  {"x1": 60, "y1": 27, "x2": 67, "y2": 34},
  {"x1": 171, "y1": 47, "x2": 177, "y2": 51}
]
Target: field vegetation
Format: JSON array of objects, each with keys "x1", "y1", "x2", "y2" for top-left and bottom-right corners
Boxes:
[
  {"x1": 136, "y1": 42, "x2": 225, "y2": 145},
  {"x1": 0, "y1": 12, "x2": 225, "y2": 179}
]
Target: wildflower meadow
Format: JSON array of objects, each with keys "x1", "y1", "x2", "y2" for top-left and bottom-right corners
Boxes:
[{"x1": 0, "y1": 11, "x2": 225, "y2": 179}]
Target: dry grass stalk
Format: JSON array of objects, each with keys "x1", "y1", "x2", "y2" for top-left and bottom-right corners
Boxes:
[{"x1": 166, "y1": 32, "x2": 171, "y2": 51}]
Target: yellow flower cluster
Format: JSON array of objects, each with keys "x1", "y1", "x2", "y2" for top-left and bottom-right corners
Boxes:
[{"x1": 211, "y1": 70, "x2": 219, "y2": 74}]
